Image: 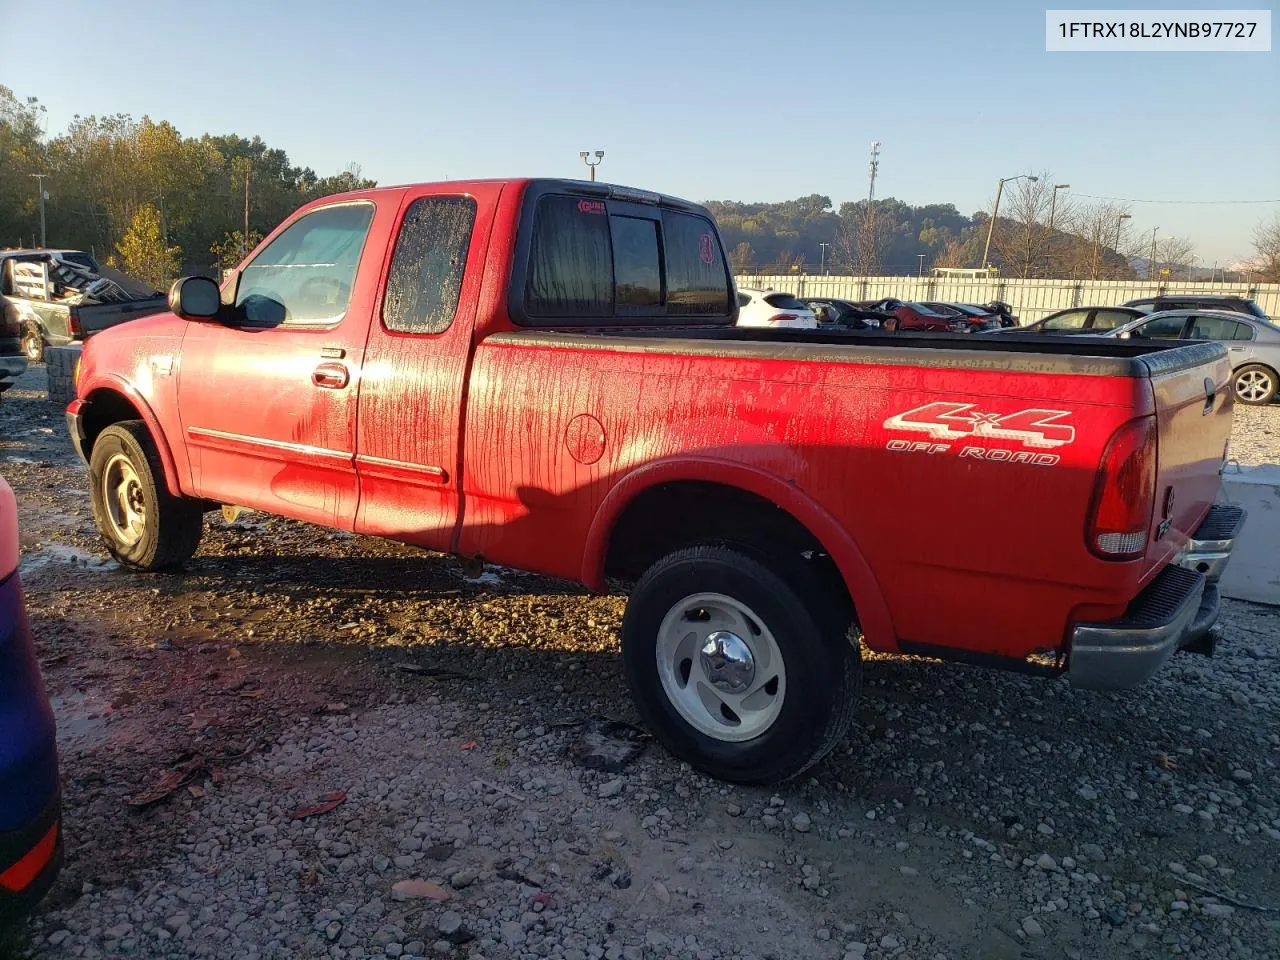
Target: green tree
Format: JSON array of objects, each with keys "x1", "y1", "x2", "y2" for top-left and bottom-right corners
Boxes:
[
  {"x1": 117, "y1": 204, "x2": 180, "y2": 290},
  {"x1": 211, "y1": 229, "x2": 264, "y2": 270}
]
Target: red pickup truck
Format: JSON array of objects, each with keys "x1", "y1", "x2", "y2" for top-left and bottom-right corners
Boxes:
[{"x1": 65, "y1": 178, "x2": 1245, "y2": 783}]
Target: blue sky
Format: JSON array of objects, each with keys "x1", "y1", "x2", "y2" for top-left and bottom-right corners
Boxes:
[{"x1": 3, "y1": 0, "x2": 1277, "y2": 263}]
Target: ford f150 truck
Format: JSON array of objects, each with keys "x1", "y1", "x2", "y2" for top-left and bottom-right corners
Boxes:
[{"x1": 65, "y1": 178, "x2": 1246, "y2": 783}]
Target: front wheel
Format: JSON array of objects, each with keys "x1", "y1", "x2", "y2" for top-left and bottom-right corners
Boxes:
[
  {"x1": 1233, "y1": 364, "x2": 1277, "y2": 405},
  {"x1": 89, "y1": 421, "x2": 204, "y2": 570},
  {"x1": 21, "y1": 324, "x2": 44, "y2": 363},
  {"x1": 621, "y1": 544, "x2": 860, "y2": 784}
]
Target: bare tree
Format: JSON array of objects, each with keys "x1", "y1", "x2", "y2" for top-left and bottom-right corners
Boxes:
[
  {"x1": 932, "y1": 238, "x2": 971, "y2": 269},
  {"x1": 990, "y1": 174, "x2": 1056, "y2": 278},
  {"x1": 1250, "y1": 214, "x2": 1280, "y2": 282},
  {"x1": 728, "y1": 241, "x2": 754, "y2": 273},
  {"x1": 1067, "y1": 201, "x2": 1135, "y2": 279},
  {"x1": 844, "y1": 204, "x2": 894, "y2": 275},
  {"x1": 1155, "y1": 236, "x2": 1196, "y2": 279}
]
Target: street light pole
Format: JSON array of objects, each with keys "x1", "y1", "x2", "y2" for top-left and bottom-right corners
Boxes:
[
  {"x1": 1149, "y1": 226, "x2": 1159, "y2": 281},
  {"x1": 1111, "y1": 212, "x2": 1131, "y2": 279},
  {"x1": 981, "y1": 174, "x2": 1038, "y2": 271},
  {"x1": 579, "y1": 150, "x2": 605, "y2": 182},
  {"x1": 818, "y1": 242, "x2": 830, "y2": 275},
  {"x1": 917, "y1": 253, "x2": 926, "y2": 277},
  {"x1": 30, "y1": 174, "x2": 49, "y2": 248}
]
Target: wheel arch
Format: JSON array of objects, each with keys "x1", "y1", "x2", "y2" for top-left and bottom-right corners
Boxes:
[
  {"x1": 79, "y1": 378, "x2": 183, "y2": 497},
  {"x1": 582, "y1": 456, "x2": 894, "y2": 649}
]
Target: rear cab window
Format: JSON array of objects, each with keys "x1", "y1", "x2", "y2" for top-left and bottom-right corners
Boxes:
[
  {"x1": 763, "y1": 293, "x2": 808, "y2": 311},
  {"x1": 513, "y1": 186, "x2": 733, "y2": 326}
]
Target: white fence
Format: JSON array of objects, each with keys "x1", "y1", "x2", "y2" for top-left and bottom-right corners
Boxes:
[{"x1": 734, "y1": 276, "x2": 1280, "y2": 324}]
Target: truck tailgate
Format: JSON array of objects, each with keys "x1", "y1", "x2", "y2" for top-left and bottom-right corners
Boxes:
[
  {"x1": 76, "y1": 296, "x2": 168, "y2": 338},
  {"x1": 1142, "y1": 343, "x2": 1233, "y2": 575}
]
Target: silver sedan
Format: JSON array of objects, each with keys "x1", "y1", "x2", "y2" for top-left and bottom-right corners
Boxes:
[{"x1": 1102, "y1": 309, "x2": 1280, "y2": 405}]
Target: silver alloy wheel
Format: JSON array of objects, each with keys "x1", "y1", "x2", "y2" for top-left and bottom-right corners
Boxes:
[
  {"x1": 102, "y1": 452, "x2": 147, "y2": 546},
  {"x1": 654, "y1": 592, "x2": 786, "y2": 742},
  {"x1": 1235, "y1": 369, "x2": 1274, "y2": 403}
]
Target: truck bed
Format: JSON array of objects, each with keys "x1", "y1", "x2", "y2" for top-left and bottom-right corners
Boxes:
[{"x1": 485, "y1": 325, "x2": 1223, "y2": 377}]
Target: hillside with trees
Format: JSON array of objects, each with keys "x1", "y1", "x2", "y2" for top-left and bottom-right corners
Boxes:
[{"x1": 0, "y1": 86, "x2": 374, "y2": 280}]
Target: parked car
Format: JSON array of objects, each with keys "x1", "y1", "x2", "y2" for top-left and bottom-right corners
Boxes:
[
  {"x1": 68, "y1": 177, "x2": 1244, "y2": 784},
  {"x1": 1102, "y1": 309, "x2": 1280, "y2": 404},
  {"x1": 0, "y1": 307, "x2": 26, "y2": 405},
  {"x1": 991, "y1": 306, "x2": 1149, "y2": 335},
  {"x1": 1122, "y1": 294, "x2": 1270, "y2": 321},
  {"x1": 921, "y1": 302, "x2": 1003, "y2": 332},
  {"x1": 802, "y1": 298, "x2": 887, "y2": 330},
  {"x1": 735, "y1": 288, "x2": 817, "y2": 329},
  {"x1": 0, "y1": 250, "x2": 167, "y2": 362},
  {"x1": 0, "y1": 477, "x2": 62, "y2": 921},
  {"x1": 862, "y1": 298, "x2": 971, "y2": 332}
]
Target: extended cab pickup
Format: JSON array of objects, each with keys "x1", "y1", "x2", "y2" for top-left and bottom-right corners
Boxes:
[{"x1": 65, "y1": 178, "x2": 1246, "y2": 783}]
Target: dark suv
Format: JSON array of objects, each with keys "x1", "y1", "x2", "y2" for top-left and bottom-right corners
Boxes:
[{"x1": 1123, "y1": 295, "x2": 1269, "y2": 320}]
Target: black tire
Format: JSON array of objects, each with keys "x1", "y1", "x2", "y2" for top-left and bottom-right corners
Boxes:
[
  {"x1": 21, "y1": 323, "x2": 44, "y2": 363},
  {"x1": 89, "y1": 421, "x2": 204, "y2": 570},
  {"x1": 1232, "y1": 364, "x2": 1278, "y2": 405},
  {"x1": 621, "y1": 544, "x2": 860, "y2": 784}
]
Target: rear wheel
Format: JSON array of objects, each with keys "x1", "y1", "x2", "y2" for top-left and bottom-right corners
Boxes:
[
  {"x1": 89, "y1": 421, "x2": 204, "y2": 570},
  {"x1": 21, "y1": 323, "x2": 44, "y2": 363},
  {"x1": 1233, "y1": 364, "x2": 1277, "y2": 405},
  {"x1": 622, "y1": 544, "x2": 860, "y2": 784}
]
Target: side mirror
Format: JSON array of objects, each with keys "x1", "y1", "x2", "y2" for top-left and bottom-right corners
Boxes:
[{"x1": 168, "y1": 276, "x2": 221, "y2": 321}]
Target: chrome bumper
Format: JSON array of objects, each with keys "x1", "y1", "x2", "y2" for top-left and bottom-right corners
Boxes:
[{"x1": 1068, "y1": 504, "x2": 1246, "y2": 691}]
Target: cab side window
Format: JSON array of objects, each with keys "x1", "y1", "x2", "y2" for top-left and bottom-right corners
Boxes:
[
  {"x1": 382, "y1": 197, "x2": 477, "y2": 335},
  {"x1": 235, "y1": 203, "x2": 375, "y2": 327}
]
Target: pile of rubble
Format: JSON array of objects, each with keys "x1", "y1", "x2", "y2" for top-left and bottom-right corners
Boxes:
[{"x1": 6, "y1": 254, "x2": 141, "y2": 306}]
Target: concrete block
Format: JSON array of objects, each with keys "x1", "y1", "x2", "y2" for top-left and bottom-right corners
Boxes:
[{"x1": 1218, "y1": 464, "x2": 1280, "y2": 606}]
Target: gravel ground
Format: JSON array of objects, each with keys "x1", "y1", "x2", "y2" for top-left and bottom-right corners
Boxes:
[{"x1": 1, "y1": 366, "x2": 1278, "y2": 960}]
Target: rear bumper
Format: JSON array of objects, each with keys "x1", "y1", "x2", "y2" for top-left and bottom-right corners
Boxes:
[{"x1": 1068, "y1": 505, "x2": 1246, "y2": 691}]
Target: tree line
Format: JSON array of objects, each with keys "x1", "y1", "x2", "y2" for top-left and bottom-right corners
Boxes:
[
  {"x1": 4, "y1": 86, "x2": 1278, "y2": 288},
  {"x1": 0, "y1": 86, "x2": 374, "y2": 289}
]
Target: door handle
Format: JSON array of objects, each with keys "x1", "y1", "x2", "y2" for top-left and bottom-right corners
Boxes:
[{"x1": 312, "y1": 362, "x2": 350, "y2": 389}]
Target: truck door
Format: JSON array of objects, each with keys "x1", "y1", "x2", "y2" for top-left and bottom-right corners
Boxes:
[
  {"x1": 353, "y1": 183, "x2": 500, "y2": 552},
  {"x1": 177, "y1": 199, "x2": 388, "y2": 529}
]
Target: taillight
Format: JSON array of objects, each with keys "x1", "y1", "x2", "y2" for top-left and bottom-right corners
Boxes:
[
  {"x1": 68, "y1": 308, "x2": 82, "y2": 338},
  {"x1": 769, "y1": 313, "x2": 798, "y2": 324},
  {"x1": 1087, "y1": 416, "x2": 1157, "y2": 560}
]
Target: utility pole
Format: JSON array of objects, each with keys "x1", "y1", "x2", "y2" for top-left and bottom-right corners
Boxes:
[
  {"x1": 242, "y1": 167, "x2": 251, "y2": 260},
  {"x1": 30, "y1": 174, "x2": 49, "y2": 248},
  {"x1": 1045, "y1": 183, "x2": 1069, "y2": 276},
  {"x1": 981, "y1": 174, "x2": 1038, "y2": 271},
  {"x1": 1149, "y1": 226, "x2": 1159, "y2": 281},
  {"x1": 579, "y1": 150, "x2": 605, "y2": 182},
  {"x1": 867, "y1": 141, "x2": 881, "y2": 202},
  {"x1": 818, "y1": 242, "x2": 830, "y2": 275}
]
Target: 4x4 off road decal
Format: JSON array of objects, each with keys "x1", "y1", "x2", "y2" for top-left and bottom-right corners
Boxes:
[{"x1": 882, "y1": 402, "x2": 1075, "y2": 465}]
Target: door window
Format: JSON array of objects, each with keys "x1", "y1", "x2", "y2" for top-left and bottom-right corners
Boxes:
[
  {"x1": 1042, "y1": 310, "x2": 1089, "y2": 331},
  {"x1": 1136, "y1": 315, "x2": 1188, "y2": 339},
  {"x1": 235, "y1": 202, "x2": 375, "y2": 327},
  {"x1": 1189, "y1": 315, "x2": 1254, "y2": 341},
  {"x1": 382, "y1": 197, "x2": 477, "y2": 335},
  {"x1": 1089, "y1": 309, "x2": 1135, "y2": 331}
]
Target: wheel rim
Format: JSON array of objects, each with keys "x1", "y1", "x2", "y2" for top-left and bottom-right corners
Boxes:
[
  {"x1": 22, "y1": 333, "x2": 41, "y2": 360},
  {"x1": 1235, "y1": 370, "x2": 1273, "y2": 402},
  {"x1": 101, "y1": 453, "x2": 147, "y2": 546},
  {"x1": 655, "y1": 592, "x2": 786, "y2": 742}
]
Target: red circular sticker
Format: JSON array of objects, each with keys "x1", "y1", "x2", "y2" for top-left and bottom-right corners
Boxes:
[{"x1": 698, "y1": 233, "x2": 715, "y2": 265}]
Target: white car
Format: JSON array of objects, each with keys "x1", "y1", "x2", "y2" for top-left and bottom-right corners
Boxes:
[{"x1": 735, "y1": 288, "x2": 818, "y2": 329}]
